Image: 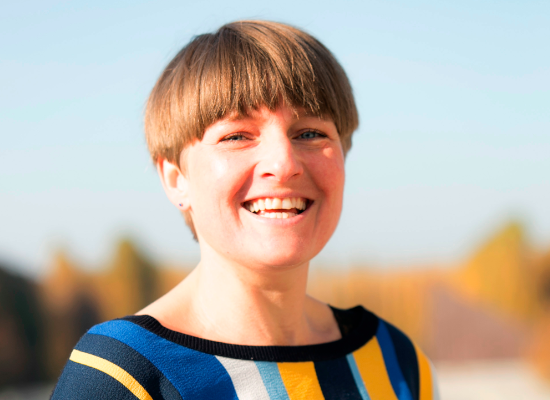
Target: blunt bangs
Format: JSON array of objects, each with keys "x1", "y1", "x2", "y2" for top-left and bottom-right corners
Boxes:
[{"x1": 145, "y1": 20, "x2": 358, "y2": 169}]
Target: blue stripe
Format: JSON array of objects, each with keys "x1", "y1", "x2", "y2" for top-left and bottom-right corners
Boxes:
[
  {"x1": 75, "y1": 333, "x2": 183, "y2": 400},
  {"x1": 89, "y1": 320, "x2": 238, "y2": 399},
  {"x1": 376, "y1": 321, "x2": 414, "y2": 400},
  {"x1": 346, "y1": 354, "x2": 371, "y2": 400},
  {"x1": 385, "y1": 323, "x2": 420, "y2": 400},
  {"x1": 255, "y1": 361, "x2": 290, "y2": 400}
]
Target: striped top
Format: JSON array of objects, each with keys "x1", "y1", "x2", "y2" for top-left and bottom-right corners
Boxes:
[{"x1": 51, "y1": 306, "x2": 439, "y2": 400}]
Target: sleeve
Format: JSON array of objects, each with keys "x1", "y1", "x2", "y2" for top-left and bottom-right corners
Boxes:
[
  {"x1": 50, "y1": 354, "x2": 142, "y2": 400},
  {"x1": 382, "y1": 320, "x2": 439, "y2": 400},
  {"x1": 415, "y1": 346, "x2": 440, "y2": 400},
  {"x1": 429, "y1": 360, "x2": 441, "y2": 400},
  {"x1": 50, "y1": 330, "x2": 183, "y2": 400}
]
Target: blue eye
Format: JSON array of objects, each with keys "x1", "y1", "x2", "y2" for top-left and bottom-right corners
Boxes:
[
  {"x1": 299, "y1": 130, "x2": 322, "y2": 139},
  {"x1": 223, "y1": 134, "x2": 246, "y2": 141}
]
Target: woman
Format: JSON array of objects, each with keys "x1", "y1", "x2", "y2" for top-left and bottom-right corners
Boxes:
[{"x1": 51, "y1": 20, "x2": 439, "y2": 400}]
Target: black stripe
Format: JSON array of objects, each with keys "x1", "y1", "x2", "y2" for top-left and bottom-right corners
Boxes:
[
  {"x1": 314, "y1": 356, "x2": 363, "y2": 400},
  {"x1": 121, "y1": 306, "x2": 379, "y2": 362},
  {"x1": 331, "y1": 305, "x2": 364, "y2": 337},
  {"x1": 385, "y1": 323, "x2": 420, "y2": 400},
  {"x1": 75, "y1": 333, "x2": 183, "y2": 400},
  {"x1": 51, "y1": 361, "x2": 138, "y2": 400}
]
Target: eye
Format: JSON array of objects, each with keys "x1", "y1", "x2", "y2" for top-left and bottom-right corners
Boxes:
[
  {"x1": 298, "y1": 130, "x2": 324, "y2": 140},
  {"x1": 221, "y1": 133, "x2": 247, "y2": 142}
]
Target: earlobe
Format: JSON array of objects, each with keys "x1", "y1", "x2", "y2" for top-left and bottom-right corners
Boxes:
[
  {"x1": 175, "y1": 174, "x2": 191, "y2": 210},
  {"x1": 157, "y1": 159, "x2": 192, "y2": 211}
]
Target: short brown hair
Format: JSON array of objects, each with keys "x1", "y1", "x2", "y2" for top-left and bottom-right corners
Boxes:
[{"x1": 145, "y1": 20, "x2": 359, "y2": 238}]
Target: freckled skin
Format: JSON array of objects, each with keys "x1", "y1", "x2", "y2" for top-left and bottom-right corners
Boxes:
[{"x1": 184, "y1": 105, "x2": 345, "y2": 271}]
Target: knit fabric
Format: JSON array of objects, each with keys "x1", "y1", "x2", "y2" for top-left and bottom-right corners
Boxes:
[{"x1": 51, "y1": 306, "x2": 439, "y2": 400}]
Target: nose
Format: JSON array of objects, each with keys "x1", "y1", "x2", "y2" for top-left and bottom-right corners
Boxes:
[{"x1": 257, "y1": 134, "x2": 303, "y2": 183}]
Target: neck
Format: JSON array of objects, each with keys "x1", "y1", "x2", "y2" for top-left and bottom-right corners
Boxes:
[{"x1": 139, "y1": 244, "x2": 340, "y2": 346}]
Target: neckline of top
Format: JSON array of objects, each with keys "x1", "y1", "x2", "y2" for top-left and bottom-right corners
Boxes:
[{"x1": 120, "y1": 305, "x2": 379, "y2": 362}]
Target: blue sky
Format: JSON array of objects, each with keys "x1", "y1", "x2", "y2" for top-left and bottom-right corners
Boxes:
[{"x1": 1, "y1": 0, "x2": 549, "y2": 277}]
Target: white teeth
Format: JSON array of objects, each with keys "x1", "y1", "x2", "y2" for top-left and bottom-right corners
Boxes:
[
  {"x1": 245, "y1": 197, "x2": 308, "y2": 215},
  {"x1": 255, "y1": 211, "x2": 299, "y2": 219}
]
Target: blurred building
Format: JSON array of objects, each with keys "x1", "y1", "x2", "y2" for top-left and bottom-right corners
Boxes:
[
  {"x1": 1, "y1": 222, "x2": 550, "y2": 389},
  {"x1": 0, "y1": 265, "x2": 46, "y2": 387},
  {"x1": 39, "y1": 239, "x2": 187, "y2": 378},
  {"x1": 309, "y1": 222, "x2": 550, "y2": 374}
]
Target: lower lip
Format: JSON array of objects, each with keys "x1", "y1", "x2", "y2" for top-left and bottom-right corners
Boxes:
[{"x1": 242, "y1": 204, "x2": 311, "y2": 224}]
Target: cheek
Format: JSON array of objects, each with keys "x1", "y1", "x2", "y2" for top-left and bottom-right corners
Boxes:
[
  {"x1": 188, "y1": 152, "x2": 250, "y2": 211},
  {"x1": 210, "y1": 155, "x2": 232, "y2": 179},
  {"x1": 312, "y1": 147, "x2": 346, "y2": 197},
  {"x1": 210, "y1": 156, "x2": 252, "y2": 202}
]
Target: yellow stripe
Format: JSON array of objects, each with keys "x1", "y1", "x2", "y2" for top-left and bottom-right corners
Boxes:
[
  {"x1": 415, "y1": 346, "x2": 433, "y2": 400},
  {"x1": 70, "y1": 349, "x2": 153, "y2": 400},
  {"x1": 277, "y1": 361, "x2": 325, "y2": 400},
  {"x1": 352, "y1": 337, "x2": 399, "y2": 400}
]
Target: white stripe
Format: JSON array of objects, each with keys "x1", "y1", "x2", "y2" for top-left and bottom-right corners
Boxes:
[
  {"x1": 429, "y1": 360, "x2": 441, "y2": 400},
  {"x1": 216, "y1": 356, "x2": 271, "y2": 400}
]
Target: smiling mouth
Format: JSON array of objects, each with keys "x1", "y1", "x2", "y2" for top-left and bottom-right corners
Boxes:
[{"x1": 243, "y1": 197, "x2": 309, "y2": 219}]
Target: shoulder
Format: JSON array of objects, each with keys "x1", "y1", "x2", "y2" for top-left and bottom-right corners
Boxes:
[
  {"x1": 51, "y1": 317, "x2": 244, "y2": 400},
  {"x1": 50, "y1": 318, "x2": 184, "y2": 400},
  {"x1": 340, "y1": 306, "x2": 440, "y2": 400}
]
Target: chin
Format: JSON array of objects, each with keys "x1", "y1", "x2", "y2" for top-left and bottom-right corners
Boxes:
[
  {"x1": 250, "y1": 254, "x2": 311, "y2": 270},
  {"x1": 244, "y1": 238, "x2": 321, "y2": 270}
]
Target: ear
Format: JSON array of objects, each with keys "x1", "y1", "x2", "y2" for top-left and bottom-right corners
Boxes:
[{"x1": 156, "y1": 159, "x2": 191, "y2": 211}]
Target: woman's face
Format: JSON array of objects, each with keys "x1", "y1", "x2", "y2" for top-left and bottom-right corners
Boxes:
[{"x1": 182, "y1": 104, "x2": 345, "y2": 270}]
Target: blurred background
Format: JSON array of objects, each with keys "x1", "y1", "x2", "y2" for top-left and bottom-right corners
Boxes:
[{"x1": 1, "y1": 1, "x2": 549, "y2": 398}]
